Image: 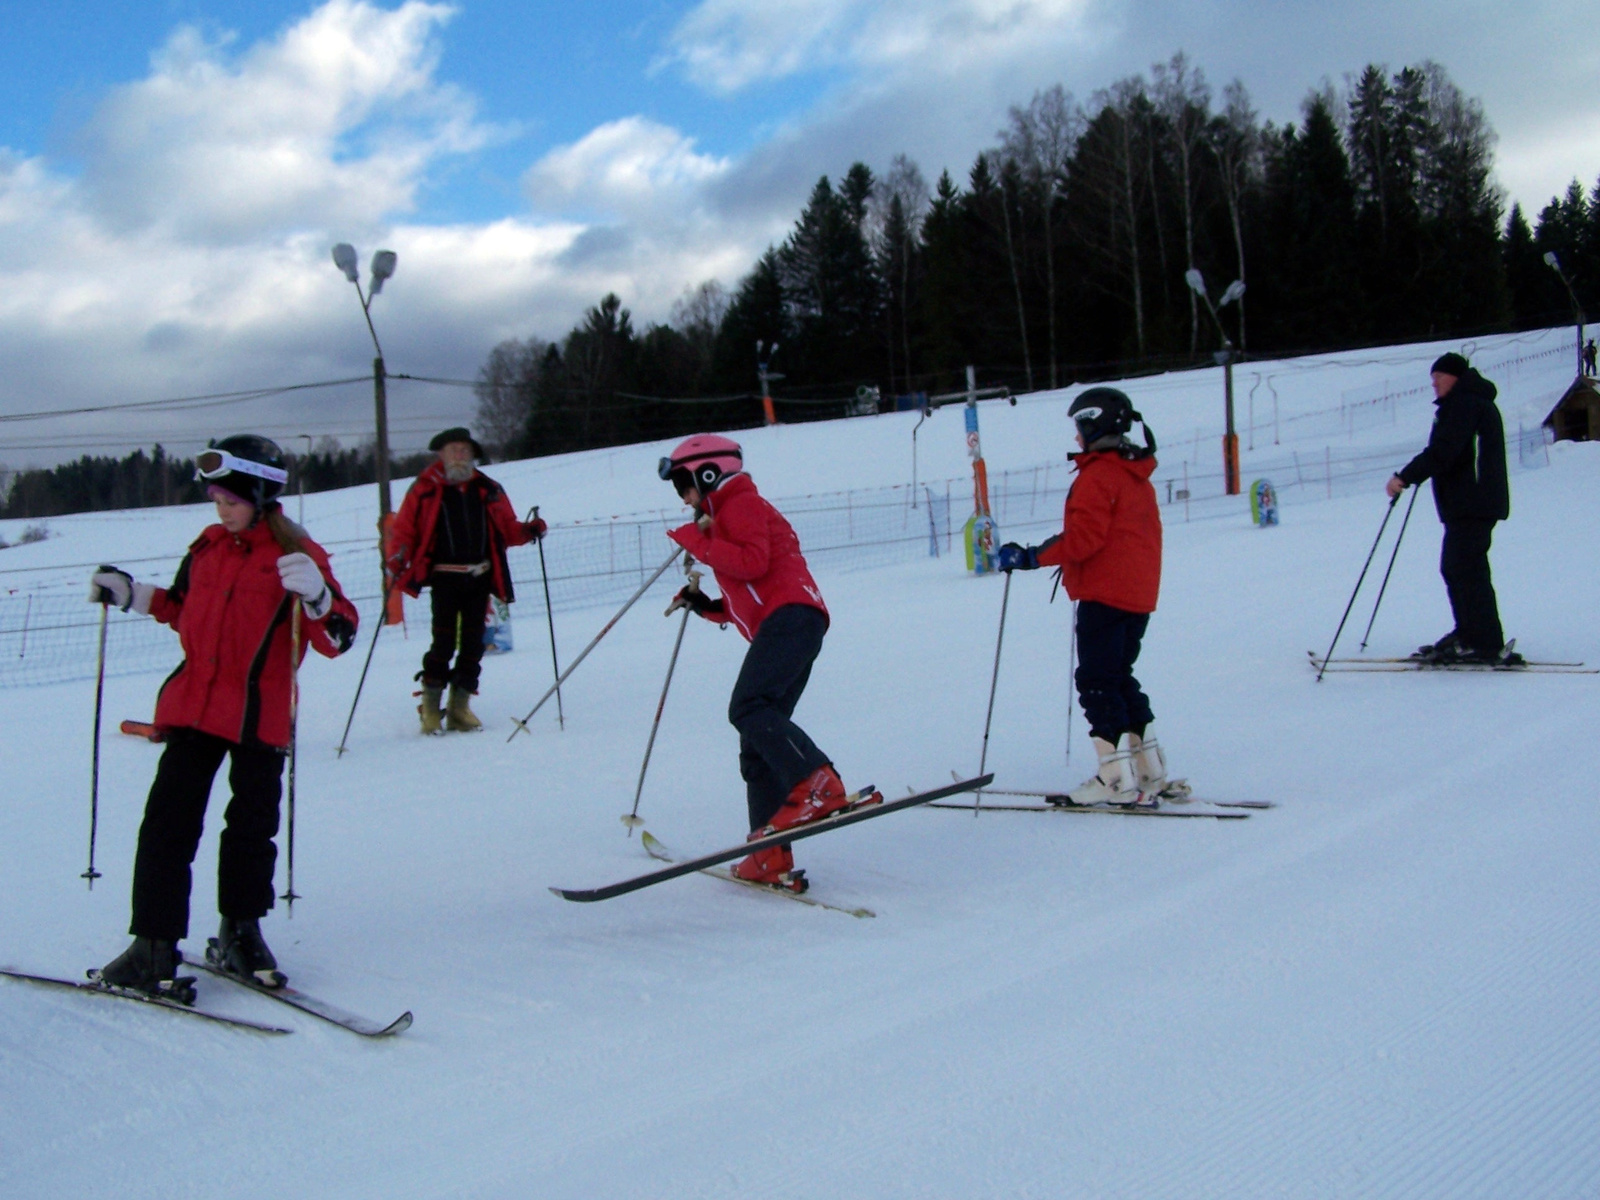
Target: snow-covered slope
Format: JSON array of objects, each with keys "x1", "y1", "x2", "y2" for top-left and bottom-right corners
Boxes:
[{"x1": 4, "y1": 327, "x2": 1599, "y2": 1199}]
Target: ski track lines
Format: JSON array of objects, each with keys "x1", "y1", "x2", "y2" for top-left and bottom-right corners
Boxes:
[{"x1": 5, "y1": 423, "x2": 1600, "y2": 1194}]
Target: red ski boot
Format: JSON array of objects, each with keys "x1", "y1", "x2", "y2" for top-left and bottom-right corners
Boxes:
[
  {"x1": 766, "y1": 765, "x2": 852, "y2": 833},
  {"x1": 731, "y1": 842, "x2": 807, "y2": 893}
]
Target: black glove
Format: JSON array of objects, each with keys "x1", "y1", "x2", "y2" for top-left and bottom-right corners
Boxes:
[
  {"x1": 996, "y1": 543, "x2": 1040, "y2": 572},
  {"x1": 666, "y1": 586, "x2": 723, "y2": 618}
]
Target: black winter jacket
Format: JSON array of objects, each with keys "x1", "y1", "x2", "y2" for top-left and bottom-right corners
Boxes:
[{"x1": 1397, "y1": 369, "x2": 1509, "y2": 523}]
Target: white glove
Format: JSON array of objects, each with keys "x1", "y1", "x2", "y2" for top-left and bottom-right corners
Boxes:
[
  {"x1": 277, "y1": 552, "x2": 332, "y2": 619},
  {"x1": 88, "y1": 566, "x2": 154, "y2": 615}
]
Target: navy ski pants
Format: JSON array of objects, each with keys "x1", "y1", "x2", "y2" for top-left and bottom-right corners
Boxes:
[
  {"x1": 728, "y1": 604, "x2": 831, "y2": 831},
  {"x1": 129, "y1": 729, "x2": 284, "y2": 941},
  {"x1": 1074, "y1": 599, "x2": 1155, "y2": 744}
]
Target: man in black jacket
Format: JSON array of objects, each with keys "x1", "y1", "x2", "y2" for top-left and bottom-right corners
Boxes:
[{"x1": 1385, "y1": 352, "x2": 1517, "y2": 665}]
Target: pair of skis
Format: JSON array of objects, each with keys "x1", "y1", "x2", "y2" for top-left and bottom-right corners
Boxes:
[
  {"x1": 930, "y1": 778, "x2": 1270, "y2": 819},
  {"x1": 1308, "y1": 650, "x2": 1594, "y2": 674},
  {"x1": 1, "y1": 946, "x2": 412, "y2": 1038},
  {"x1": 552, "y1": 776, "x2": 992, "y2": 906}
]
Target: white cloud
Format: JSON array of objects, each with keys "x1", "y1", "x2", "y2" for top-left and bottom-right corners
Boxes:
[
  {"x1": 79, "y1": 0, "x2": 483, "y2": 241},
  {"x1": 0, "y1": 4, "x2": 768, "y2": 467},
  {"x1": 523, "y1": 117, "x2": 730, "y2": 221},
  {"x1": 661, "y1": 0, "x2": 1094, "y2": 93}
]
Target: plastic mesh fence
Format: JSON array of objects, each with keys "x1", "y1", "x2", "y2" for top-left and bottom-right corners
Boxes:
[{"x1": 0, "y1": 436, "x2": 1547, "y2": 690}]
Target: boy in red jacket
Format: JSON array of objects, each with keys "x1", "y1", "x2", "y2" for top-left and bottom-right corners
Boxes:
[
  {"x1": 659, "y1": 435, "x2": 870, "y2": 892},
  {"x1": 89, "y1": 435, "x2": 359, "y2": 999},
  {"x1": 999, "y1": 388, "x2": 1180, "y2": 807}
]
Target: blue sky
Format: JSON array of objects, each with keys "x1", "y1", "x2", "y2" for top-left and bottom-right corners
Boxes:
[{"x1": 1, "y1": 0, "x2": 1597, "y2": 468}]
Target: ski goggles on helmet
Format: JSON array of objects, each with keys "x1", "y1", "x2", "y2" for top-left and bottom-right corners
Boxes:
[
  {"x1": 194, "y1": 448, "x2": 289, "y2": 485},
  {"x1": 657, "y1": 456, "x2": 701, "y2": 496}
]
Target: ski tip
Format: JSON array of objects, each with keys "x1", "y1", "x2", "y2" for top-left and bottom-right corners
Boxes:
[{"x1": 383, "y1": 1011, "x2": 415, "y2": 1036}]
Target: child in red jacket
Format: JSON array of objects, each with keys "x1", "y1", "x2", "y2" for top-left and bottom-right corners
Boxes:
[
  {"x1": 659, "y1": 435, "x2": 872, "y2": 892},
  {"x1": 999, "y1": 388, "x2": 1181, "y2": 807},
  {"x1": 90, "y1": 435, "x2": 358, "y2": 999}
]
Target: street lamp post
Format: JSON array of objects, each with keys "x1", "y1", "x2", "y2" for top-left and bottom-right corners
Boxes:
[
  {"x1": 1543, "y1": 251, "x2": 1587, "y2": 378},
  {"x1": 332, "y1": 243, "x2": 398, "y2": 611},
  {"x1": 1186, "y1": 269, "x2": 1247, "y2": 496}
]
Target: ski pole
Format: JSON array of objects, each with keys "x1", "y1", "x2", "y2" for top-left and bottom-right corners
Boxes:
[
  {"x1": 281, "y1": 602, "x2": 302, "y2": 911},
  {"x1": 1358, "y1": 486, "x2": 1419, "y2": 651},
  {"x1": 622, "y1": 564, "x2": 700, "y2": 835},
  {"x1": 1315, "y1": 493, "x2": 1400, "y2": 682},
  {"x1": 335, "y1": 579, "x2": 394, "y2": 757},
  {"x1": 509, "y1": 546, "x2": 685, "y2": 740},
  {"x1": 83, "y1": 598, "x2": 109, "y2": 889},
  {"x1": 529, "y1": 505, "x2": 565, "y2": 731},
  {"x1": 1066, "y1": 600, "x2": 1078, "y2": 765},
  {"x1": 975, "y1": 571, "x2": 1013, "y2": 815}
]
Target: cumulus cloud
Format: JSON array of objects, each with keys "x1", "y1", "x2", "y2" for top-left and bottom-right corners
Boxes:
[
  {"x1": 523, "y1": 117, "x2": 730, "y2": 222},
  {"x1": 78, "y1": 0, "x2": 483, "y2": 241},
  {"x1": 0, "y1": 3, "x2": 770, "y2": 466}
]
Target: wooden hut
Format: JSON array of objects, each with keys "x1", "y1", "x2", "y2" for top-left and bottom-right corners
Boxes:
[{"x1": 1543, "y1": 377, "x2": 1600, "y2": 442}]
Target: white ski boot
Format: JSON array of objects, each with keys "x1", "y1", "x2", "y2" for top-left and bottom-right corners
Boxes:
[
  {"x1": 1050, "y1": 734, "x2": 1151, "y2": 807},
  {"x1": 1129, "y1": 725, "x2": 1191, "y2": 802}
]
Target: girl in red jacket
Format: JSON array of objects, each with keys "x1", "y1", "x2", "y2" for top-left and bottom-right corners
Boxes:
[
  {"x1": 90, "y1": 435, "x2": 359, "y2": 999},
  {"x1": 998, "y1": 388, "x2": 1180, "y2": 808},
  {"x1": 659, "y1": 435, "x2": 869, "y2": 892}
]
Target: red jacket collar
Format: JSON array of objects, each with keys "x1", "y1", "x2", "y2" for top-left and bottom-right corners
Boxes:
[
  {"x1": 418, "y1": 460, "x2": 481, "y2": 491},
  {"x1": 702, "y1": 471, "x2": 753, "y2": 514},
  {"x1": 1069, "y1": 448, "x2": 1158, "y2": 480}
]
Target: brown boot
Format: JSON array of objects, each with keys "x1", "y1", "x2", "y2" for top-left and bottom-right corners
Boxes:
[
  {"x1": 419, "y1": 683, "x2": 445, "y2": 736},
  {"x1": 446, "y1": 683, "x2": 483, "y2": 732}
]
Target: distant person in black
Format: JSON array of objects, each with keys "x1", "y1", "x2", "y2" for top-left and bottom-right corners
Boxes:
[
  {"x1": 1585, "y1": 339, "x2": 1597, "y2": 378},
  {"x1": 1385, "y1": 352, "x2": 1518, "y2": 665}
]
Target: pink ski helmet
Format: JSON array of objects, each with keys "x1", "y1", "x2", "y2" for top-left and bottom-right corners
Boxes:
[{"x1": 658, "y1": 434, "x2": 743, "y2": 495}]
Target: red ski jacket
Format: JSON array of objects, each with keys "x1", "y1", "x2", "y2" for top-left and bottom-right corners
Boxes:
[
  {"x1": 149, "y1": 514, "x2": 358, "y2": 749},
  {"x1": 389, "y1": 462, "x2": 532, "y2": 602},
  {"x1": 1036, "y1": 450, "x2": 1162, "y2": 614},
  {"x1": 665, "y1": 473, "x2": 828, "y2": 641}
]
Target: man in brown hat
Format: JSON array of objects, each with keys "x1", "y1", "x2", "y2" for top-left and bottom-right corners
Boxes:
[{"x1": 388, "y1": 428, "x2": 546, "y2": 732}]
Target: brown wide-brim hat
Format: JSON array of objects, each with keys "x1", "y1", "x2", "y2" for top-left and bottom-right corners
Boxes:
[{"x1": 429, "y1": 427, "x2": 487, "y2": 462}]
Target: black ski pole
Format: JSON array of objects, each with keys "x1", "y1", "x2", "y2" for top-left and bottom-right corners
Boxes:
[
  {"x1": 1066, "y1": 599, "x2": 1078, "y2": 765},
  {"x1": 281, "y1": 603, "x2": 302, "y2": 911},
  {"x1": 975, "y1": 571, "x2": 1013, "y2": 815},
  {"x1": 83, "y1": 598, "x2": 109, "y2": 888},
  {"x1": 509, "y1": 546, "x2": 685, "y2": 740},
  {"x1": 1316, "y1": 493, "x2": 1400, "y2": 682},
  {"x1": 1358, "y1": 486, "x2": 1420, "y2": 652},
  {"x1": 622, "y1": 564, "x2": 700, "y2": 835},
  {"x1": 335, "y1": 579, "x2": 394, "y2": 757},
  {"x1": 529, "y1": 505, "x2": 565, "y2": 731}
]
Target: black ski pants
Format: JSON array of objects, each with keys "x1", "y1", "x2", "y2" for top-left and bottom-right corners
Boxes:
[
  {"x1": 130, "y1": 728, "x2": 284, "y2": 941},
  {"x1": 728, "y1": 604, "x2": 831, "y2": 832},
  {"x1": 1440, "y1": 519, "x2": 1504, "y2": 655},
  {"x1": 422, "y1": 570, "x2": 492, "y2": 692},
  {"x1": 1074, "y1": 599, "x2": 1155, "y2": 745}
]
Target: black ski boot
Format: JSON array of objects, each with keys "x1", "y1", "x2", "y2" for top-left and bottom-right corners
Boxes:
[
  {"x1": 1412, "y1": 631, "x2": 1461, "y2": 662},
  {"x1": 210, "y1": 917, "x2": 287, "y2": 989},
  {"x1": 90, "y1": 937, "x2": 196, "y2": 1004}
]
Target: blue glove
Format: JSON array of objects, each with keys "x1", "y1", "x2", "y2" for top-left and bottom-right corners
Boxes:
[{"x1": 996, "y1": 543, "x2": 1039, "y2": 573}]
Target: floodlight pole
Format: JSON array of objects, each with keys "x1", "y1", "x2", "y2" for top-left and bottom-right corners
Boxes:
[
  {"x1": 1544, "y1": 252, "x2": 1587, "y2": 378},
  {"x1": 332, "y1": 245, "x2": 399, "y2": 612},
  {"x1": 756, "y1": 341, "x2": 783, "y2": 426},
  {"x1": 1187, "y1": 270, "x2": 1246, "y2": 496}
]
